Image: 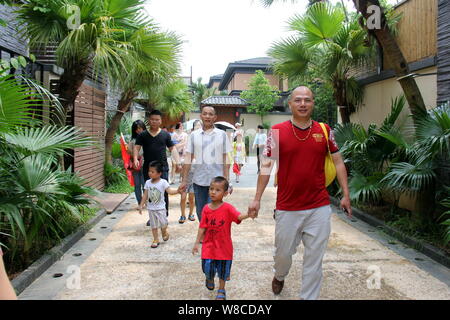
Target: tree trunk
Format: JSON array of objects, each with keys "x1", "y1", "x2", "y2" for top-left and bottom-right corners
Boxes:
[
  {"x1": 104, "y1": 89, "x2": 138, "y2": 164},
  {"x1": 332, "y1": 79, "x2": 351, "y2": 123},
  {"x1": 339, "y1": 107, "x2": 351, "y2": 123},
  {"x1": 353, "y1": 0, "x2": 427, "y2": 127},
  {"x1": 58, "y1": 59, "x2": 91, "y2": 124}
]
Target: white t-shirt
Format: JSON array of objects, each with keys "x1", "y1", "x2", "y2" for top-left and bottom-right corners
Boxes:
[{"x1": 144, "y1": 178, "x2": 170, "y2": 211}]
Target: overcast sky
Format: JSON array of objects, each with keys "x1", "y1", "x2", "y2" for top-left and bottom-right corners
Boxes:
[{"x1": 144, "y1": 0, "x2": 399, "y2": 84}]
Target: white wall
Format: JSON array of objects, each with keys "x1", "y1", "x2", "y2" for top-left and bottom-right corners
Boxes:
[{"x1": 350, "y1": 67, "x2": 437, "y2": 128}]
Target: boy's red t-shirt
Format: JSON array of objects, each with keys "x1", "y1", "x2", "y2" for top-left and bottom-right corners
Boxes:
[
  {"x1": 199, "y1": 202, "x2": 241, "y2": 261},
  {"x1": 264, "y1": 120, "x2": 339, "y2": 211}
]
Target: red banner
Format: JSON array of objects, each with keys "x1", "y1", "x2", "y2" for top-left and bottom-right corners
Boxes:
[{"x1": 120, "y1": 133, "x2": 134, "y2": 187}]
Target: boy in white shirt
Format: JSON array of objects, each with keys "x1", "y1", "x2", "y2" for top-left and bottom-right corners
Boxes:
[{"x1": 139, "y1": 161, "x2": 180, "y2": 248}]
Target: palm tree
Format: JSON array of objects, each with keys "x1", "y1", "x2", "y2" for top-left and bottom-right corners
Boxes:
[
  {"x1": 260, "y1": 0, "x2": 427, "y2": 127},
  {"x1": 190, "y1": 77, "x2": 215, "y2": 108},
  {"x1": 17, "y1": 0, "x2": 146, "y2": 121},
  {"x1": 333, "y1": 96, "x2": 406, "y2": 206},
  {"x1": 155, "y1": 79, "x2": 194, "y2": 119},
  {"x1": 269, "y1": 2, "x2": 372, "y2": 123},
  {"x1": 335, "y1": 98, "x2": 449, "y2": 224},
  {"x1": 351, "y1": 0, "x2": 427, "y2": 126},
  {"x1": 0, "y1": 74, "x2": 95, "y2": 269},
  {"x1": 104, "y1": 28, "x2": 182, "y2": 163}
]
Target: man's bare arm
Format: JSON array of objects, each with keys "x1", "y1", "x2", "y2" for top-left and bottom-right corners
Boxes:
[
  {"x1": 181, "y1": 152, "x2": 193, "y2": 182},
  {"x1": 169, "y1": 146, "x2": 180, "y2": 164},
  {"x1": 248, "y1": 157, "x2": 275, "y2": 218},
  {"x1": 223, "y1": 153, "x2": 230, "y2": 181},
  {"x1": 133, "y1": 144, "x2": 142, "y2": 168},
  {"x1": 332, "y1": 152, "x2": 352, "y2": 218},
  {"x1": 254, "y1": 158, "x2": 275, "y2": 201}
]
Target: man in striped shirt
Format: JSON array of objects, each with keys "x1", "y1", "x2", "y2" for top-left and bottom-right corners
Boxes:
[{"x1": 179, "y1": 106, "x2": 232, "y2": 221}]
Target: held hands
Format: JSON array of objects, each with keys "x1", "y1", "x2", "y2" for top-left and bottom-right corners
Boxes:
[
  {"x1": 138, "y1": 206, "x2": 142, "y2": 215},
  {"x1": 178, "y1": 182, "x2": 187, "y2": 193},
  {"x1": 247, "y1": 200, "x2": 260, "y2": 219}
]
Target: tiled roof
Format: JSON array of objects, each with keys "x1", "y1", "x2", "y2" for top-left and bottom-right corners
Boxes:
[
  {"x1": 233, "y1": 57, "x2": 275, "y2": 65},
  {"x1": 207, "y1": 74, "x2": 223, "y2": 88},
  {"x1": 219, "y1": 57, "x2": 274, "y2": 90},
  {"x1": 201, "y1": 96, "x2": 249, "y2": 106},
  {"x1": 210, "y1": 74, "x2": 223, "y2": 79}
]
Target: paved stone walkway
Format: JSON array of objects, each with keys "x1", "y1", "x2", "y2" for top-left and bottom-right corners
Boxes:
[{"x1": 18, "y1": 157, "x2": 450, "y2": 300}]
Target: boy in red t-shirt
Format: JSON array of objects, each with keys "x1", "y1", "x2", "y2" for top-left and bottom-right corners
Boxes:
[{"x1": 192, "y1": 176, "x2": 251, "y2": 300}]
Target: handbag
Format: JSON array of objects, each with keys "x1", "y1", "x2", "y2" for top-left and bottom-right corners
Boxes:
[{"x1": 319, "y1": 123, "x2": 336, "y2": 187}]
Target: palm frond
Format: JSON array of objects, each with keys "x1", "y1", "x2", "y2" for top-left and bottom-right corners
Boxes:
[
  {"x1": 415, "y1": 104, "x2": 450, "y2": 156},
  {"x1": 349, "y1": 172, "x2": 384, "y2": 204},
  {"x1": 156, "y1": 80, "x2": 194, "y2": 119},
  {"x1": 268, "y1": 36, "x2": 311, "y2": 78},
  {"x1": 289, "y1": 2, "x2": 345, "y2": 47},
  {"x1": 0, "y1": 75, "x2": 41, "y2": 132},
  {"x1": 382, "y1": 161, "x2": 436, "y2": 195},
  {"x1": 4, "y1": 125, "x2": 93, "y2": 157}
]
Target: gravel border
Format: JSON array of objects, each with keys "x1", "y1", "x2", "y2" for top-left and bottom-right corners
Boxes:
[
  {"x1": 330, "y1": 197, "x2": 450, "y2": 268},
  {"x1": 11, "y1": 208, "x2": 107, "y2": 295}
]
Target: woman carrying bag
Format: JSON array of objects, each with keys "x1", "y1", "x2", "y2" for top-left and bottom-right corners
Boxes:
[{"x1": 128, "y1": 120, "x2": 146, "y2": 207}]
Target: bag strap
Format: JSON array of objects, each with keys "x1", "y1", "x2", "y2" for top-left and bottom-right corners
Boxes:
[{"x1": 319, "y1": 123, "x2": 331, "y2": 153}]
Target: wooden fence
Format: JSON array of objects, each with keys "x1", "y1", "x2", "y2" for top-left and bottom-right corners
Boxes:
[
  {"x1": 383, "y1": 0, "x2": 437, "y2": 69},
  {"x1": 74, "y1": 83, "x2": 106, "y2": 190},
  {"x1": 437, "y1": 0, "x2": 450, "y2": 105}
]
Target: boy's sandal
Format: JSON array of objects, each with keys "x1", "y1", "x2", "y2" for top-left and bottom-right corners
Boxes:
[
  {"x1": 178, "y1": 216, "x2": 186, "y2": 224},
  {"x1": 216, "y1": 289, "x2": 226, "y2": 300},
  {"x1": 162, "y1": 232, "x2": 170, "y2": 241},
  {"x1": 151, "y1": 241, "x2": 160, "y2": 248},
  {"x1": 205, "y1": 278, "x2": 215, "y2": 291},
  {"x1": 188, "y1": 214, "x2": 196, "y2": 221}
]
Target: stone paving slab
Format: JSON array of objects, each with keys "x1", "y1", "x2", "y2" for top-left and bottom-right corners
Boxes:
[
  {"x1": 19, "y1": 188, "x2": 450, "y2": 300},
  {"x1": 92, "y1": 192, "x2": 130, "y2": 213}
]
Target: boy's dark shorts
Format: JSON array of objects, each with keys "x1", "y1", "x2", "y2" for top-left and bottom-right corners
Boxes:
[{"x1": 202, "y1": 259, "x2": 232, "y2": 281}]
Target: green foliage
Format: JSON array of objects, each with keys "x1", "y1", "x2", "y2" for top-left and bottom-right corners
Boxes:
[
  {"x1": 269, "y1": 2, "x2": 374, "y2": 118},
  {"x1": 104, "y1": 162, "x2": 127, "y2": 186},
  {"x1": 111, "y1": 142, "x2": 122, "y2": 160},
  {"x1": 262, "y1": 121, "x2": 271, "y2": 130},
  {"x1": 17, "y1": 0, "x2": 147, "y2": 75},
  {"x1": 240, "y1": 70, "x2": 280, "y2": 122},
  {"x1": 103, "y1": 179, "x2": 134, "y2": 194},
  {"x1": 439, "y1": 192, "x2": 450, "y2": 245},
  {"x1": 106, "y1": 112, "x2": 133, "y2": 141},
  {"x1": 0, "y1": 74, "x2": 97, "y2": 272},
  {"x1": 155, "y1": 79, "x2": 194, "y2": 119},
  {"x1": 335, "y1": 100, "x2": 450, "y2": 246},
  {"x1": 190, "y1": 77, "x2": 215, "y2": 108},
  {"x1": 244, "y1": 135, "x2": 250, "y2": 156}
]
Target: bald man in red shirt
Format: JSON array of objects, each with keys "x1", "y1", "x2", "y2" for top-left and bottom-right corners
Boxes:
[{"x1": 248, "y1": 86, "x2": 352, "y2": 300}]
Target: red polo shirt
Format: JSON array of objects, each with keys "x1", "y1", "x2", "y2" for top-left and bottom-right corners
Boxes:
[{"x1": 264, "y1": 120, "x2": 339, "y2": 211}]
